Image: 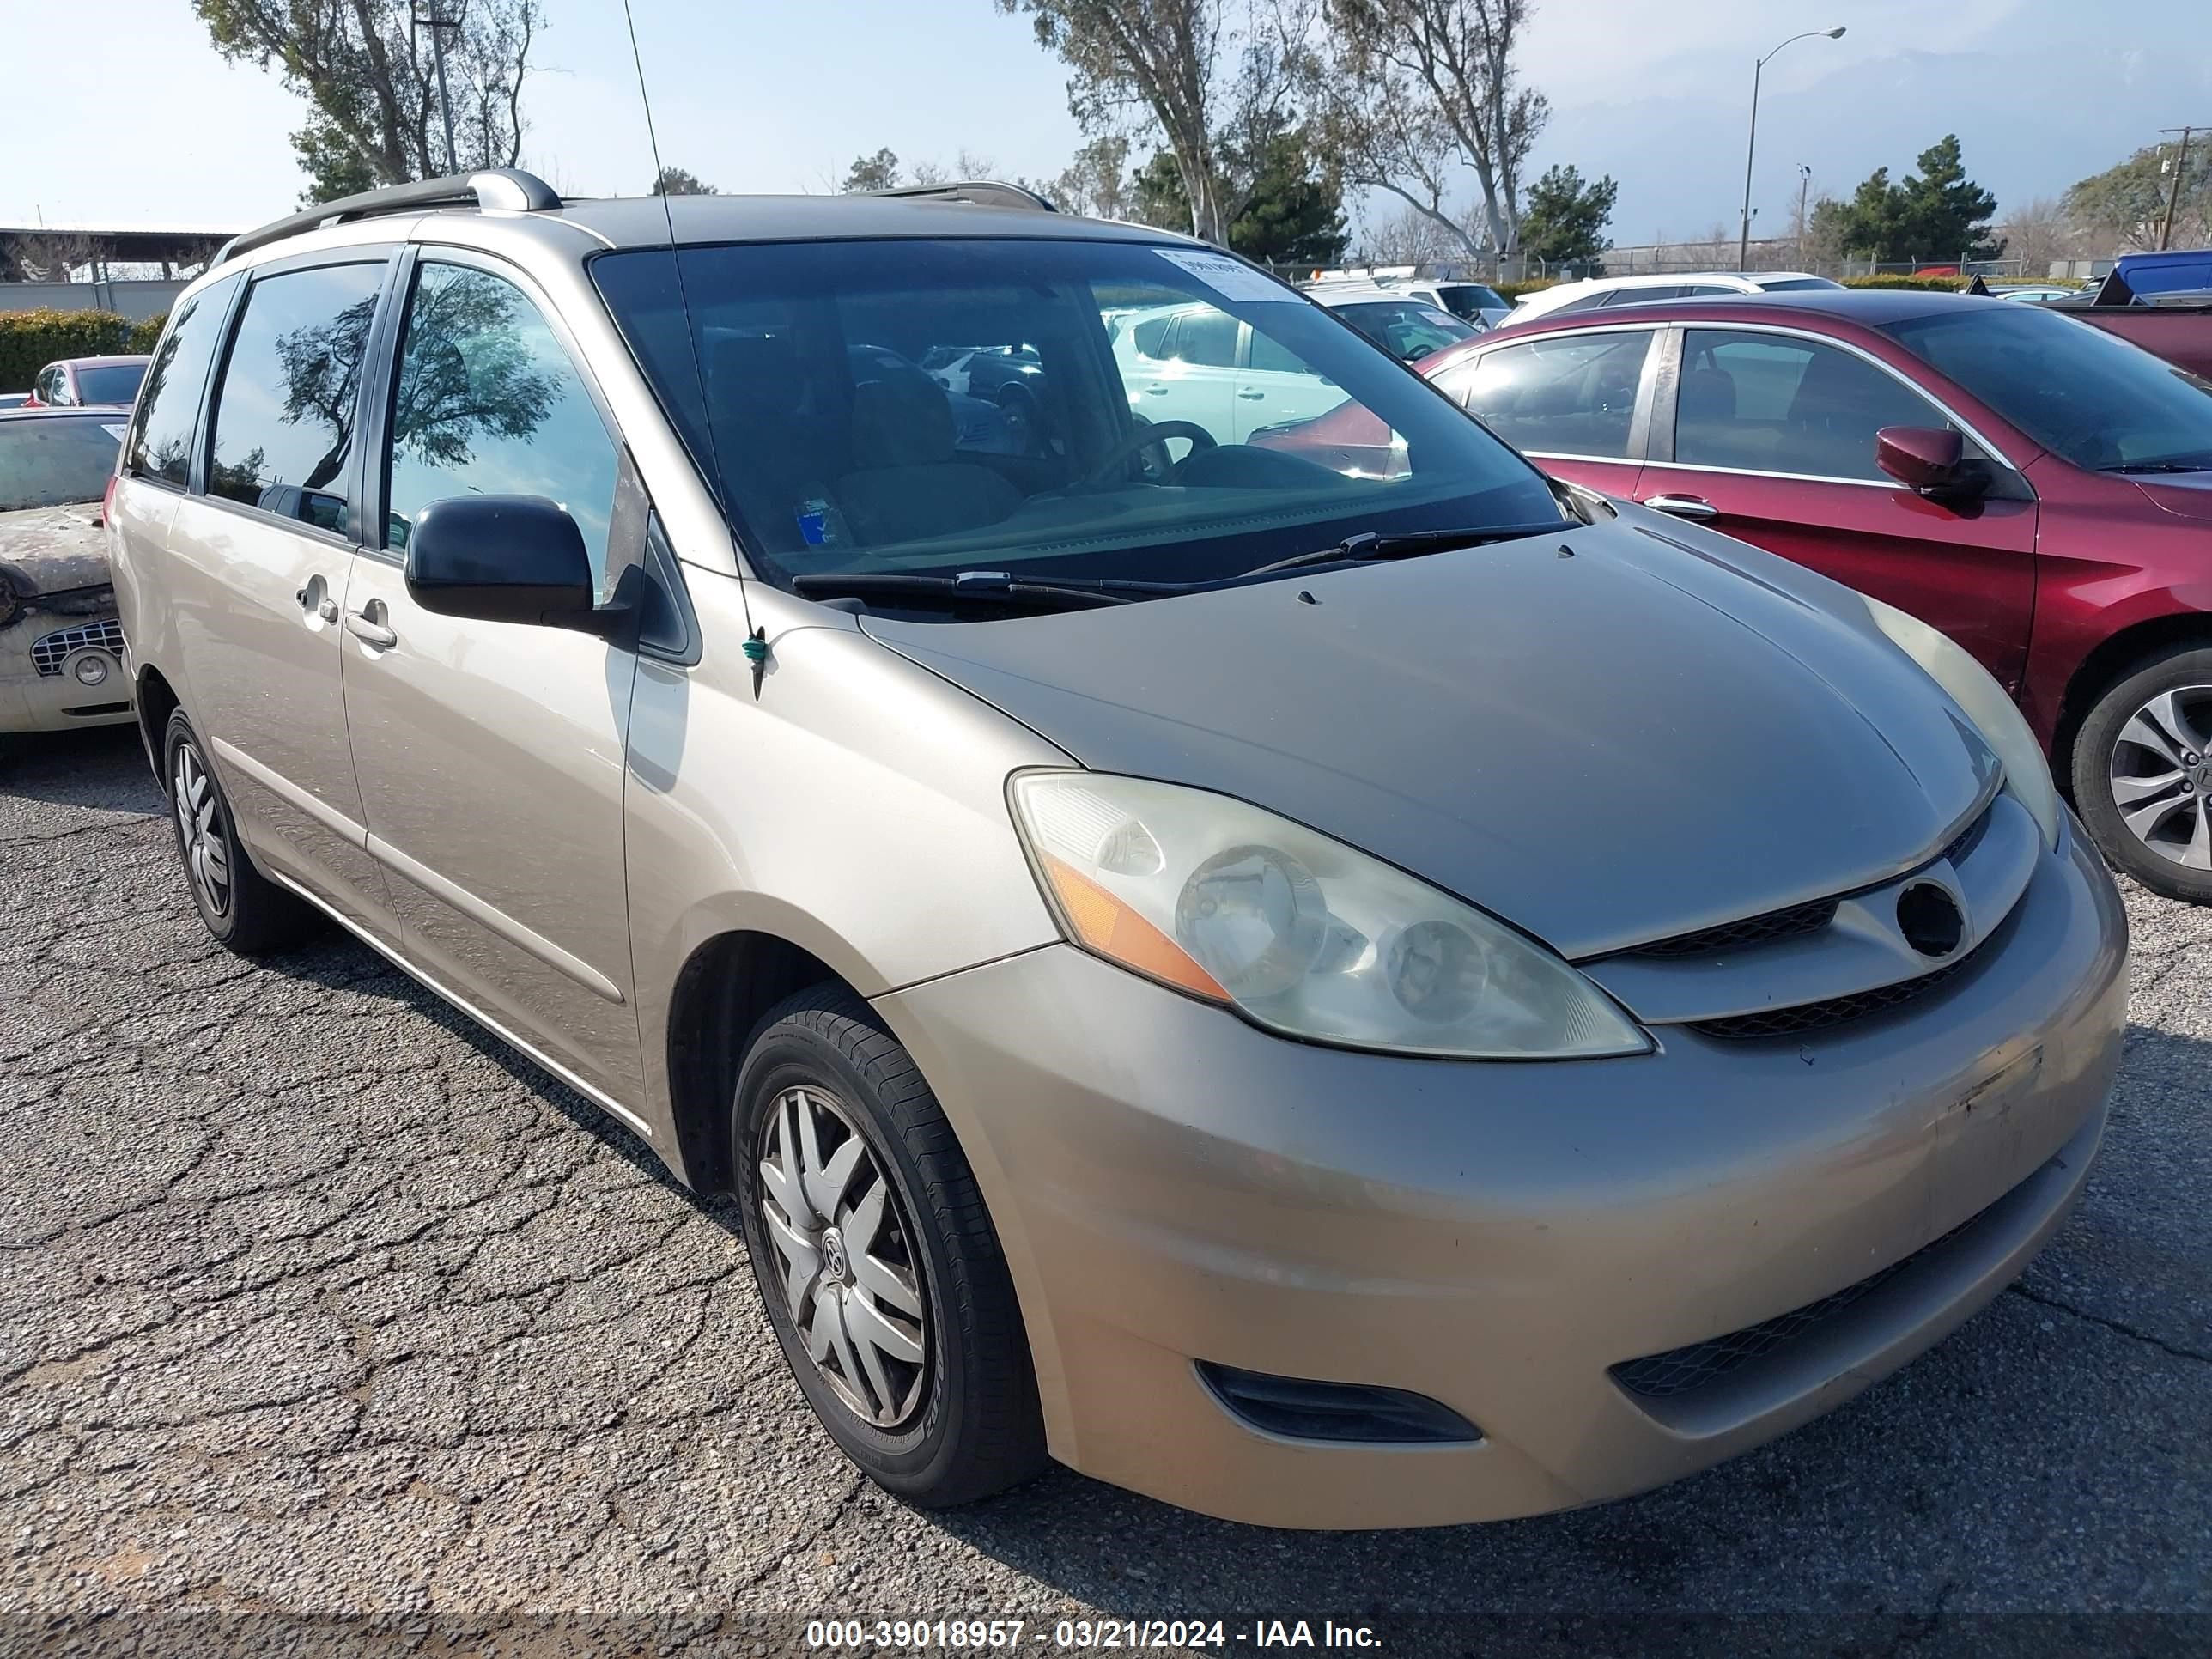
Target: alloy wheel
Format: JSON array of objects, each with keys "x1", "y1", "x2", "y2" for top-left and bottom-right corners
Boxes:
[
  {"x1": 173, "y1": 741, "x2": 234, "y2": 919},
  {"x1": 2106, "y1": 684, "x2": 2212, "y2": 872},
  {"x1": 757, "y1": 1085, "x2": 929, "y2": 1428}
]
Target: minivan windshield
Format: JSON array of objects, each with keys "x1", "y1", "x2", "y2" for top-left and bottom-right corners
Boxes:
[
  {"x1": 1882, "y1": 303, "x2": 2212, "y2": 472},
  {"x1": 593, "y1": 238, "x2": 1562, "y2": 604}
]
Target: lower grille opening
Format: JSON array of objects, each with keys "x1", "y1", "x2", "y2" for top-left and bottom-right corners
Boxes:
[
  {"x1": 62, "y1": 701, "x2": 131, "y2": 718},
  {"x1": 1610, "y1": 1211, "x2": 1978, "y2": 1401},
  {"x1": 1197, "y1": 1362, "x2": 1480, "y2": 1444}
]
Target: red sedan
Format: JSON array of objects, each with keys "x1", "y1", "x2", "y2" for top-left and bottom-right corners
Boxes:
[{"x1": 1260, "y1": 290, "x2": 2212, "y2": 900}]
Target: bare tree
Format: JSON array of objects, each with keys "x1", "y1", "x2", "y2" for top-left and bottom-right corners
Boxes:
[
  {"x1": 1309, "y1": 0, "x2": 1547, "y2": 260},
  {"x1": 1358, "y1": 203, "x2": 1458, "y2": 263},
  {"x1": 2000, "y1": 195, "x2": 2077, "y2": 276},
  {"x1": 1053, "y1": 135, "x2": 1137, "y2": 218},
  {"x1": 0, "y1": 231, "x2": 104, "y2": 283}
]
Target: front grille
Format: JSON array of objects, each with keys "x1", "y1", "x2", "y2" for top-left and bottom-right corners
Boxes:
[
  {"x1": 1619, "y1": 798, "x2": 1996, "y2": 968},
  {"x1": 1612, "y1": 1212, "x2": 1977, "y2": 1401},
  {"x1": 30, "y1": 617, "x2": 124, "y2": 677},
  {"x1": 1626, "y1": 896, "x2": 1840, "y2": 960},
  {"x1": 1687, "y1": 952, "x2": 1972, "y2": 1039}
]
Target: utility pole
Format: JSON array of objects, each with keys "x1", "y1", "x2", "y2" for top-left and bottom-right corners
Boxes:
[
  {"x1": 410, "y1": 1, "x2": 461, "y2": 176},
  {"x1": 1796, "y1": 163, "x2": 1813, "y2": 258},
  {"x1": 2157, "y1": 126, "x2": 2202, "y2": 252}
]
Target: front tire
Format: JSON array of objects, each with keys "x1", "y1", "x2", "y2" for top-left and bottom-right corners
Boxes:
[
  {"x1": 734, "y1": 984, "x2": 1047, "y2": 1508},
  {"x1": 2069, "y1": 647, "x2": 2212, "y2": 903},
  {"x1": 162, "y1": 709, "x2": 321, "y2": 954}
]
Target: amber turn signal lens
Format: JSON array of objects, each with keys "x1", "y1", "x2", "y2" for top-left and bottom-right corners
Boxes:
[{"x1": 1040, "y1": 854, "x2": 1229, "y2": 1002}]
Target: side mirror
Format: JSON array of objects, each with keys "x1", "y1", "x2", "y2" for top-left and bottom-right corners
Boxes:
[
  {"x1": 404, "y1": 495, "x2": 605, "y2": 631},
  {"x1": 1875, "y1": 425, "x2": 1970, "y2": 495}
]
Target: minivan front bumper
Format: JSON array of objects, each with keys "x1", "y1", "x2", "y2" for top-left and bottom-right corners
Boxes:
[{"x1": 877, "y1": 818, "x2": 2127, "y2": 1529}]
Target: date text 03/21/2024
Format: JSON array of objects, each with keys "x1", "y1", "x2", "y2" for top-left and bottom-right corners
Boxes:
[{"x1": 804, "y1": 1619, "x2": 1385, "y2": 1649}]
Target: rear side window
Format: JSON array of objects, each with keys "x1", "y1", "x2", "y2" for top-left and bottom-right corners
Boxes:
[
  {"x1": 1450, "y1": 331, "x2": 1654, "y2": 459},
  {"x1": 384, "y1": 260, "x2": 620, "y2": 593},
  {"x1": 206, "y1": 262, "x2": 386, "y2": 532},
  {"x1": 125, "y1": 276, "x2": 238, "y2": 487}
]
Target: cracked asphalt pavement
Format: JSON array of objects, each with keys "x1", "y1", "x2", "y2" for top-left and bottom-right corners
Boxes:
[{"x1": 2, "y1": 729, "x2": 2206, "y2": 1650}]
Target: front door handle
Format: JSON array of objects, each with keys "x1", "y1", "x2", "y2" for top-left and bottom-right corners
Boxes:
[
  {"x1": 1237, "y1": 388, "x2": 1265, "y2": 400},
  {"x1": 1142, "y1": 384, "x2": 1170, "y2": 395},
  {"x1": 344, "y1": 604, "x2": 397, "y2": 649},
  {"x1": 1641, "y1": 493, "x2": 1718, "y2": 520}
]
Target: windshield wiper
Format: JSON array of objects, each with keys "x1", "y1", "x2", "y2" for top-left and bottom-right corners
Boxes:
[
  {"x1": 2100, "y1": 459, "x2": 2212, "y2": 475},
  {"x1": 1239, "y1": 523, "x2": 1569, "y2": 578},
  {"x1": 789, "y1": 569, "x2": 1187, "y2": 610}
]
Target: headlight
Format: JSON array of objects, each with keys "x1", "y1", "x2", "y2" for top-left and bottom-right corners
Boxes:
[
  {"x1": 1861, "y1": 596, "x2": 2060, "y2": 848},
  {"x1": 1009, "y1": 772, "x2": 1650, "y2": 1060}
]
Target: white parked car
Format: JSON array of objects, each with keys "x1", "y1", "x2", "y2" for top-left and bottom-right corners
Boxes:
[
  {"x1": 1304, "y1": 275, "x2": 1512, "y2": 329},
  {"x1": 1504, "y1": 270, "x2": 1842, "y2": 328},
  {"x1": 1305, "y1": 286, "x2": 1480, "y2": 361},
  {"x1": 1110, "y1": 301, "x2": 1348, "y2": 445}
]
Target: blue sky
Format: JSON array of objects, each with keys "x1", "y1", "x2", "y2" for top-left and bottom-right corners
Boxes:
[{"x1": 8, "y1": 0, "x2": 2209, "y2": 246}]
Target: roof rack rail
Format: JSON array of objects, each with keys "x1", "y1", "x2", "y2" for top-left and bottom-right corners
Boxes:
[
  {"x1": 867, "y1": 179, "x2": 1058, "y2": 213},
  {"x1": 211, "y1": 167, "x2": 561, "y2": 269}
]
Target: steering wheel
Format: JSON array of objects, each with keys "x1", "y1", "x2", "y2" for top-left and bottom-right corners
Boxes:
[{"x1": 1083, "y1": 419, "x2": 1218, "y2": 488}]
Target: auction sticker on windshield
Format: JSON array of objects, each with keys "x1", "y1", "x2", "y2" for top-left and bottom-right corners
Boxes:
[{"x1": 1154, "y1": 247, "x2": 1296, "y2": 302}]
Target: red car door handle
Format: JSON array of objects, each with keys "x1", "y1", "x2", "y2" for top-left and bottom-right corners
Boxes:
[{"x1": 1642, "y1": 493, "x2": 1719, "y2": 521}]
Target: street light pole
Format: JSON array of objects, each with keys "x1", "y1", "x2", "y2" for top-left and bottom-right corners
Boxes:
[{"x1": 1738, "y1": 27, "x2": 1845, "y2": 270}]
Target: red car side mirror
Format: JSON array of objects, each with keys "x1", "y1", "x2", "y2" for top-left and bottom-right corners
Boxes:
[{"x1": 1876, "y1": 425, "x2": 1966, "y2": 493}]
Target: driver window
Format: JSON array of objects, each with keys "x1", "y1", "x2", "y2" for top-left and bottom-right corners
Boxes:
[
  {"x1": 1676, "y1": 329, "x2": 1954, "y2": 482},
  {"x1": 385, "y1": 261, "x2": 620, "y2": 597}
]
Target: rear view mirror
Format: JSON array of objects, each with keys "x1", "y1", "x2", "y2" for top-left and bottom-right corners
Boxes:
[
  {"x1": 1876, "y1": 426, "x2": 1968, "y2": 494},
  {"x1": 404, "y1": 495, "x2": 604, "y2": 632}
]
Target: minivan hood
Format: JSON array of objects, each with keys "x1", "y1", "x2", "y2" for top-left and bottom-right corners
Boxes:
[{"x1": 862, "y1": 519, "x2": 1997, "y2": 958}]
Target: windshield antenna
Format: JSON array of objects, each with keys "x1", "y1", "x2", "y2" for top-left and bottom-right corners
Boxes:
[{"x1": 618, "y1": 0, "x2": 759, "y2": 654}]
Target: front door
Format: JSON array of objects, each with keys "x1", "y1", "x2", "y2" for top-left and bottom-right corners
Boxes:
[
  {"x1": 1232, "y1": 325, "x2": 1349, "y2": 441},
  {"x1": 1434, "y1": 325, "x2": 1659, "y2": 501},
  {"x1": 1644, "y1": 325, "x2": 2038, "y2": 690},
  {"x1": 341, "y1": 252, "x2": 645, "y2": 1104},
  {"x1": 1119, "y1": 304, "x2": 1241, "y2": 445},
  {"x1": 165, "y1": 256, "x2": 396, "y2": 934}
]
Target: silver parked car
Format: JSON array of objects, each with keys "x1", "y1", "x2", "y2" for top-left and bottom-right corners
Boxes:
[{"x1": 111, "y1": 172, "x2": 2126, "y2": 1530}]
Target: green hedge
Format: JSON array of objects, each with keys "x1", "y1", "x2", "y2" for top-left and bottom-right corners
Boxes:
[
  {"x1": 0, "y1": 307, "x2": 167, "y2": 393},
  {"x1": 1494, "y1": 278, "x2": 1558, "y2": 300}
]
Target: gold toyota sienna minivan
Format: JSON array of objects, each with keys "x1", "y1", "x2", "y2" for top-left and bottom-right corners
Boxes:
[{"x1": 111, "y1": 171, "x2": 2128, "y2": 1530}]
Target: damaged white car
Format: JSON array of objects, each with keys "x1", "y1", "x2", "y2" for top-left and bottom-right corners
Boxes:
[{"x1": 0, "y1": 409, "x2": 132, "y2": 741}]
